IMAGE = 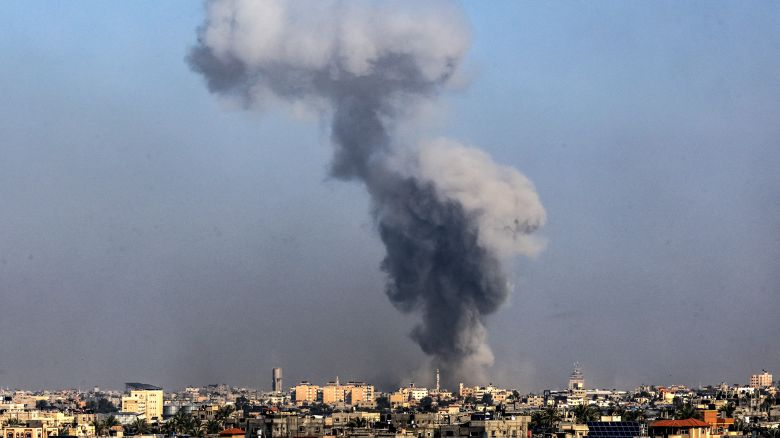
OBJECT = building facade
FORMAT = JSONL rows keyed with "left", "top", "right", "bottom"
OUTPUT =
{"left": 121, "top": 383, "right": 163, "bottom": 421}
{"left": 750, "top": 371, "right": 773, "bottom": 389}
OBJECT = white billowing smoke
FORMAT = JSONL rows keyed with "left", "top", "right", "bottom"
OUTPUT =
{"left": 197, "top": 0, "right": 469, "bottom": 109}
{"left": 416, "top": 138, "right": 546, "bottom": 259}
{"left": 189, "top": 0, "right": 545, "bottom": 387}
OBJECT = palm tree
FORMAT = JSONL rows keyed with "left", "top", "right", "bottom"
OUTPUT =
{"left": 130, "top": 418, "right": 150, "bottom": 435}
{"left": 205, "top": 419, "right": 222, "bottom": 435}
{"left": 4, "top": 418, "right": 24, "bottom": 427}
{"left": 718, "top": 402, "right": 736, "bottom": 418}
{"left": 531, "top": 407, "right": 562, "bottom": 434}
{"left": 92, "top": 419, "right": 107, "bottom": 436}
{"left": 622, "top": 409, "right": 646, "bottom": 423}
{"left": 572, "top": 404, "right": 601, "bottom": 424}
{"left": 674, "top": 403, "right": 699, "bottom": 420}
{"left": 161, "top": 419, "right": 177, "bottom": 436}
{"left": 216, "top": 405, "right": 235, "bottom": 423}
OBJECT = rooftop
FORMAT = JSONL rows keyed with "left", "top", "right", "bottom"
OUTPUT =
{"left": 650, "top": 419, "right": 710, "bottom": 428}
{"left": 125, "top": 383, "right": 162, "bottom": 391}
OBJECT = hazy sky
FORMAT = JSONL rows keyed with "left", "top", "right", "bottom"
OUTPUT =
{"left": 1, "top": 1, "right": 778, "bottom": 393}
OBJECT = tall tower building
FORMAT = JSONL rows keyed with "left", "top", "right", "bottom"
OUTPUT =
{"left": 435, "top": 369, "right": 440, "bottom": 392}
{"left": 272, "top": 367, "right": 283, "bottom": 393}
{"left": 568, "top": 363, "right": 585, "bottom": 391}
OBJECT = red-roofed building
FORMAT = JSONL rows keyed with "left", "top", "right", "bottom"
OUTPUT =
{"left": 649, "top": 418, "right": 711, "bottom": 438}
{"left": 218, "top": 428, "right": 245, "bottom": 438}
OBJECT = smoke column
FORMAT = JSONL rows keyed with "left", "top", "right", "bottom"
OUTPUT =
{"left": 188, "top": 0, "right": 546, "bottom": 385}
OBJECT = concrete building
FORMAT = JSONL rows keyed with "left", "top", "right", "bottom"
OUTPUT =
{"left": 293, "top": 382, "right": 320, "bottom": 405}
{"left": 648, "top": 419, "right": 710, "bottom": 438}
{"left": 750, "top": 370, "right": 773, "bottom": 389}
{"left": 322, "top": 380, "right": 347, "bottom": 405}
{"left": 440, "top": 415, "right": 531, "bottom": 438}
{"left": 245, "top": 413, "right": 327, "bottom": 438}
{"left": 121, "top": 383, "right": 163, "bottom": 422}
{"left": 1, "top": 426, "right": 59, "bottom": 438}
{"left": 345, "top": 382, "right": 375, "bottom": 407}
{"left": 273, "top": 368, "right": 283, "bottom": 393}
{"left": 569, "top": 364, "right": 585, "bottom": 391}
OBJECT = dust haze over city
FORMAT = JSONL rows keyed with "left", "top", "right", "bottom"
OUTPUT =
{"left": 1, "top": 1, "right": 779, "bottom": 394}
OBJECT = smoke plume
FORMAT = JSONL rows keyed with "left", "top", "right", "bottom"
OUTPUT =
{"left": 188, "top": 0, "right": 545, "bottom": 385}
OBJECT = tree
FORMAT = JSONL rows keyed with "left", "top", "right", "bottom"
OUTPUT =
{"left": 718, "top": 402, "right": 736, "bottom": 418}
{"left": 215, "top": 405, "right": 235, "bottom": 429}
{"left": 35, "top": 400, "right": 50, "bottom": 410}
{"left": 674, "top": 403, "right": 699, "bottom": 420}
{"left": 129, "top": 418, "right": 150, "bottom": 435}
{"left": 376, "top": 396, "right": 391, "bottom": 411}
{"left": 531, "top": 407, "right": 562, "bottom": 434}
{"left": 572, "top": 404, "right": 601, "bottom": 424}
{"left": 87, "top": 398, "right": 118, "bottom": 414}
{"left": 419, "top": 396, "right": 435, "bottom": 412}
{"left": 205, "top": 419, "right": 222, "bottom": 434}
{"left": 622, "top": 409, "right": 646, "bottom": 423}
{"left": 481, "top": 394, "right": 494, "bottom": 406}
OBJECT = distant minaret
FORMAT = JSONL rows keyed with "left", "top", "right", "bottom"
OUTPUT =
{"left": 568, "top": 362, "right": 584, "bottom": 391}
{"left": 435, "top": 369, "right": 440, "bottom": 392}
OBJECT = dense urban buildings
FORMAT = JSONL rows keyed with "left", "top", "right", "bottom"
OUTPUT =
{"left": 2, "top": 366, "right": 779, "bottom": 438}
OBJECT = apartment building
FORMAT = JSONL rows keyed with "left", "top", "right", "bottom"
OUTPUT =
{"left": 121, "top": 383, "right": 163, "bottom": 421}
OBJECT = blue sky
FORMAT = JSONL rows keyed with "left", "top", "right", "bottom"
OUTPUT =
{"left": 1, "top": 1, "right": 778, "bottom": 391}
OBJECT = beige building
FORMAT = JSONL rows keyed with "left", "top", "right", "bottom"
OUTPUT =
{"left": 1, "top": 426, "right": 59, "bottom": 438}
{"left": 750, "top": 371, "right": 773, "bottom": 389}
{"left": 319, "top": 379, "right": 375, "bottom": 406}
{"left": 345, "top": 382, "right": 375, "bottom": 407}
{"left": 293, "top": 382, "right": 320, "bottom": 405}
{"left": 321, "top": 381, "right": 347, "bottom": 405}
{"left": 121, "top": 383, "right": 163, "bottom": 421}
{"left": 440, "top": 416, "right": 531, "bottom": 438}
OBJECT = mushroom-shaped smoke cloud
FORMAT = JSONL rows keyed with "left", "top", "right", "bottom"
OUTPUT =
{"left": 188, "top": 0, "right": 545, "bottom": 386}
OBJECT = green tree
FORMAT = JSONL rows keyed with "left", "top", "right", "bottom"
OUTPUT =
{"left": 674, "top": 403, "right": 700, "bottom": 420}
{"left": 718, "top": 402, "right": 736, "bottom": 418}
{"left": 481, "top": 394, "right": 494, "bottom": 406}
{"left": 87, "top": 398, "right": 118, "bottom": 414}
{"left": 531, "top": 407, "right": 562, "bottom": 434}
{"left": 572, "top": 404, "right": 601, "bottom": 424}
{"left": 129, "top": 418, "right": 149, "bottom": 435}
{"left": 205, "top": 419, "right": 222, "bottom": 434}
{"left": 376, "top": 396, "right": 391, "bottom": 411}
{"left": 92, "top": 419, "right": 107, "bottom": 436}
{"left": 419, "top": 396, "right": 435, "bottom": 412}
{"left": 622, "top": 409, "right": 646, "bottom": 423}
{"left": 35, "top": 400, "right": 50, "bottom": 410}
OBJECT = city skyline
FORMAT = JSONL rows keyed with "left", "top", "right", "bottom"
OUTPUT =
{"left": 1, "top": 1, "right": 779, "bottom": 392}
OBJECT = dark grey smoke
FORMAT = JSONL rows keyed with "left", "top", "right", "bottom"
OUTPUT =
{"left": 187, "top": 0, "right": 544, "bottom": 386}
